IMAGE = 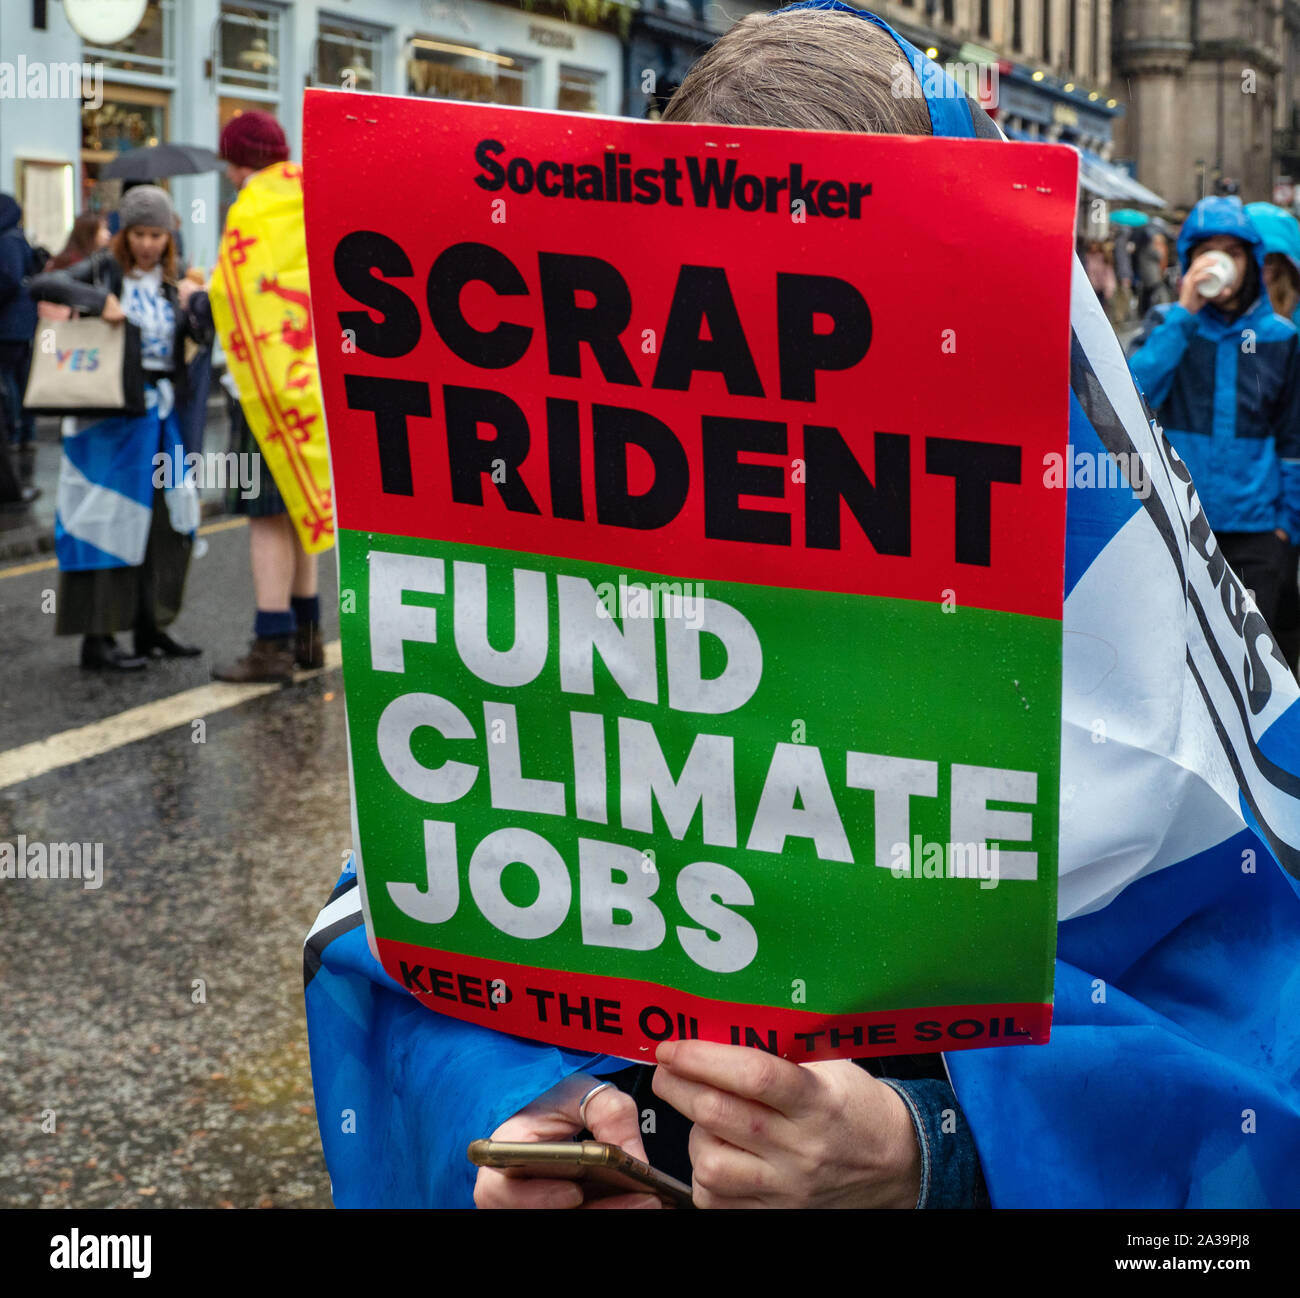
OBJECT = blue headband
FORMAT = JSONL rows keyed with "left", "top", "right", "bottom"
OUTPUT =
{"left": 767, "top": 1, "right": 977, "bottom": 140}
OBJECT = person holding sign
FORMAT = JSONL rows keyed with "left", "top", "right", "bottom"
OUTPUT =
{"left": 469, "top": 1, "right": 1002, "bottom": 1210}
{"left": 304, "top": 1, "right": 1300, "bottom": 1211}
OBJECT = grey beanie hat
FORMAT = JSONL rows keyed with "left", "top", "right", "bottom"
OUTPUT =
{"left": 118, "top": 184, "right": 174, "bottom": 231}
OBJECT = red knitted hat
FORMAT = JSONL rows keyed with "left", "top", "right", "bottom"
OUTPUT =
{"left": 219, "top": 110, "right": 289, "bottom": 169}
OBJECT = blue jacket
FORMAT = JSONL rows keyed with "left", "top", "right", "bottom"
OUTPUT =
{"left": 1128, "top": 196, "right": 1300, "bottom": 538}
{"left": 0, "top": 194, "right": 37, "bottom": 342}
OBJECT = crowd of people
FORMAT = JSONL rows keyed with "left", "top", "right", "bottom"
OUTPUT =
{"left": 0, "top": 111, "right": 323, "bottom": 683}
{"left": 1081, "top": 217, "right": 1179, "bottom": 327}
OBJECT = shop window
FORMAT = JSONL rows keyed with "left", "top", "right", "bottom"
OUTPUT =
{"left": 315, "top": 20, "right": 385, "bottom": 92}
{"left": 408, "top": 38, "right": 532, "bottom": 107}
{"left": 558, "top": 67, "right": 603, "bottom": 115}
{"left": 219, "top": 3, "right": 282, "bottom": 95}
{"left": 82, "top": 0, "right": 174, "bottom": 78}
{"left": 80, "top": 84, "right": 170, "bottom": 213}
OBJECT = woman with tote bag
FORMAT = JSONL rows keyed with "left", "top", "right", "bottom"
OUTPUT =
{"left": 27, "top": 185, "right": 212, "bottom": 671}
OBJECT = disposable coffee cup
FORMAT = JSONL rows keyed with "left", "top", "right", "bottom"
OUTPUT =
{"left": 1196, "top": 249, "right": 1238, "bottom": 298}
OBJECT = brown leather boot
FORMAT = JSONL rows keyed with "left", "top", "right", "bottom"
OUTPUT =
{"left": 295, "top": 621, "right": 324, "bottom": 670}
{"left": 212, "top": 636, "right": 296, "bottom": 684}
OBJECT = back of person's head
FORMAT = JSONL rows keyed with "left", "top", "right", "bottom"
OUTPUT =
{"left": 220, "top": 110, "right": 289, "bottom": 171}
{"left": 662, "top": 10, "right": 931, "bottom": 135}
{"left": 66, "top": 212, "right": 104, "bottom": 257}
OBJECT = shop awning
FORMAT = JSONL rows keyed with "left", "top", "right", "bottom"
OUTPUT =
{"left": 1001, "top": 126, "right": 1167, "bottom": 208}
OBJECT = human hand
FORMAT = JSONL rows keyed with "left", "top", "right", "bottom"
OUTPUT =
{"left": 177, "top": 277, "right": 198, "bottom": 309}
{"left": 473, "top": 1073, "right": 661, "bottom": 1210}
{"left": 652, "top": 1040, "right": 922, "bottom": 1209}
{"left": 1276, "top": 527, "right": 1290, "bottom": 544}
{"left": 1178, "top": 252, "right": 1229, "bottom": 313}
{"left": 101, "top": 293, "right": 125, "bottom": 323}
{"left": 37, "top": 301, "right": 71, "bottom": 322}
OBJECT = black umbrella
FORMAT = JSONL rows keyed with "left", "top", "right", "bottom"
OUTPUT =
{"left": 100, "top": 143, "right": 222, "bottom": 181}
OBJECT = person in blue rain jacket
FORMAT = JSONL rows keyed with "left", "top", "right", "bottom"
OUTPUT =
{"left": 1128, "top": 196, "right": 1300, "bottom": 629}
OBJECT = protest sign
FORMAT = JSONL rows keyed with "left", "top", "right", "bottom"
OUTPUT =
{"left": 302, "top": 89, "right": 1077, "bottom": 1061}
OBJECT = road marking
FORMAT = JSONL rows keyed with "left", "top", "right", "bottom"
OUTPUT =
{"left": 0, "top": 639, "right": 341, "bottom": 791}
{"left": 0, "top": 516, "right": 248, "bottom": 580}
{"left": 195, "top": 516, "right": 250, "bottom": 537}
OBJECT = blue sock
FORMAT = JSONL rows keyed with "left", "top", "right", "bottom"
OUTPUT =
{"left": 291, "top": 594, "right": 321, "bottom": 627}
{"left": 254, "top": 608, "right": 296, "bottom": 639}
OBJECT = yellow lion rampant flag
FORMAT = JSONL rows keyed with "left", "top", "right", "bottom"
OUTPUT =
{"left": 210, "top": 162, "right": 334, "bottom": 553}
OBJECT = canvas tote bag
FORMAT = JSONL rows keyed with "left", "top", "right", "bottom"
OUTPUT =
{"left": 23, "top": 317, "right": 145, "bottom": 417}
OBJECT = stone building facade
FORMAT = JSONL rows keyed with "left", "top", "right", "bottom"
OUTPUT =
{"left": 1113, "top": 0, "right": 1282, "bottom": 213}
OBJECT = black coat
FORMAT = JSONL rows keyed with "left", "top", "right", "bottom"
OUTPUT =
{"left": 27, "top": 249, "right": 213, "bottom": 410}
{"left": 0, "top": 194, "right": 38, "bottom": 342}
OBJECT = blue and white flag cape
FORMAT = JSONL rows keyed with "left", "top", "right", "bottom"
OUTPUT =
{"left": 55, "top": 379, "right": 198, "bottom": 572}
{"left": 304, "top": 3, "right": 1300, "bottom": 1208}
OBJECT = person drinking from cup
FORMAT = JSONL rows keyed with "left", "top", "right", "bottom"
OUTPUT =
{"left": 1128, "top": 196, "right": 1300, "bottom": 630}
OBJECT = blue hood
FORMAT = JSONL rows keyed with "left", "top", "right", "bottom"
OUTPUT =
{"left": 0, "top": 193, "right": 22, "bottom": 234}
{"left": 1176, "top": 195, "right": 1265, "bottom": 274}
{"left": 1244, "top": 201, "right": 1300, "bottom": 280}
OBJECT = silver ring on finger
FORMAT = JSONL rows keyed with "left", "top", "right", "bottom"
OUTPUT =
{"left": 578, "top": 1081, "right": 615, "bottom": 1130}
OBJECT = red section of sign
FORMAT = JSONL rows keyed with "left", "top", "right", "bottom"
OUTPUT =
{"left": 376, "top": 937, "right": 1051, "bottom": 1062}
{"left": 304, "top": 91, "right": 1075, "bottom": 620}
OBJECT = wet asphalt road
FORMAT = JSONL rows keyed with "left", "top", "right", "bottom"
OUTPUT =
{"left": 0, "top": 511, "right": 348, "bottom": 1208}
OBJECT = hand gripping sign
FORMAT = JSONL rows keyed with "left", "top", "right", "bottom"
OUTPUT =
{"left": 302, "top": 89, "right": 1077, "bottom": 1061}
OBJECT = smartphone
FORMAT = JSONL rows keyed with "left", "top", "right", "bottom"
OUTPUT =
{"left": 467, "top": 1138, "right": 695, "bottom": 1209}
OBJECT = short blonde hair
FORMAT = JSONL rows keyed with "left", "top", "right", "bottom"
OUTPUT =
{"left": 662, "top": 11, "right": 932, "bottom": 136}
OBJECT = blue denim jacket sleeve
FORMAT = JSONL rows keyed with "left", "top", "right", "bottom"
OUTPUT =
{"left": 878, "top": 1077, "right": 989, "bottom": 1208}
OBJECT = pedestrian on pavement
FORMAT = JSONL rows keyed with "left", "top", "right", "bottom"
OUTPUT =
{"left": 27, "top": 185, "right": 212, "bottom": 671}
{"left": 0, "top": 193, "right": 40, "bottom": 453}
{"left": 1127, "top": 196, "right": 1300, "bottom": 629}
{"left": 1111, "top": 226, "right": 1136, "bottom": 322}
{"left": 0, "top": 197, "right": 40, "bottom": 507}
{"left": 1134, "top": 221, "right": 1172, "bottom": 317}
{"left": 211, "top": 111, "right": 324, "bottom": 686}
{"left": 1084, "top": 238, "right": 1116, "bottom": 309}
{"left": 1246, "top": 201, "right": 1300, "bottom": 325}
{"left": 46, "top": 212, "right": 109, "bottom": 272}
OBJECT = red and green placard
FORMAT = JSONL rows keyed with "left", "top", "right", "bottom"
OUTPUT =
{"left": 302, "top": 89, "right": 1077, "bottom": 1061}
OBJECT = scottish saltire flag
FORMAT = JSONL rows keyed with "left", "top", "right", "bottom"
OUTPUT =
{"left": 55, "top": 380, "right": 197, "bottom": 571}
{"left": 304, "top": 863, "right": 630, "bottom": 1208}
{"left": 303, "top": 3, "right": 1300, "bottom": 1208}
{"left": 941, "top": 255, "right": 1300, "bottom": 1208}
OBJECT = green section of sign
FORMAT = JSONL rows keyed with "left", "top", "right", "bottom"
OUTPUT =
{"left": 341, "top": 529, "right": 1060, "bottom": 1014}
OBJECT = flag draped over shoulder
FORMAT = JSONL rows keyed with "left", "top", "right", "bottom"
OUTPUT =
{"left": 941, "top": 257, "right": 1300, "bottom": 1209}
{"left": 304, "top": 868, "right": 628, "bottom": 1209}
{"left": 209, "top": 162, "right": 333, "bottom": 553}
{"left": 55, "top": 382, "right": 197, "bottom": 571}
{"left": 303, "top": 4, "right": 1300, "bottom": 1208}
